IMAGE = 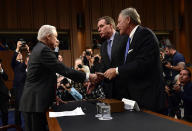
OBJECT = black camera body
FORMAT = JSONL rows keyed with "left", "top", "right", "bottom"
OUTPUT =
{"left": 77, "top": 64, "right": 83, "bottom": 68}
{"left": 19, "top": 39, "right": 27, "bottom": 52}
{"left": 161, "top": 55, "right": 172, "bottom": 66}
{"left": 85, "top": 51, "right": 91, "bottom": 56}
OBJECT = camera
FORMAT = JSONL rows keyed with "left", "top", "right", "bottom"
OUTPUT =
{"left": 77, "top": 64, "right": 83, "bottom": 68}
{"left": 94, "top": 56, "right": 100, "bottom": 63}
{"left": 162, "top": 60, "right": 169, "bottom": 65}
{"left": 85, "top": 51, "right": 91, "bottom": 56}
{"left": 60, "top": 78, "right": 71, "bottom": 89}
{"left": 19, "top": 39, "right": 27, "bottom": 52}
{"left": 60, "top": 78, "right": 69, "bottom": 85}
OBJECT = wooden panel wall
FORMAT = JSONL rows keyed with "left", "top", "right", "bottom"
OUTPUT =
{"left": 184, "top": 0, "right": 192, "bottom": 62}
{"left": 0, "top": 0, "right": 191, "bottom": 60}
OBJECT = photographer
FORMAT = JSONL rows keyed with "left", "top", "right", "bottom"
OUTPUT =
{"left": 75, "top": 58, "right": 90, "bottom": 74}
{"left": 57, "top": 77, "right": 82, "bottom": 101}
{"left": 73, "top": 58, "right": 105, "bottom": 99}
{"left": 163, "top": 44, "right": 185, "bottom": 118}
{"left": 83, "top": 49, "right": 93, "bottom": 68}
{"left": 164, "top": 44, "right": 185, "bottom": 81}
{"left": 90, "top": 54, "right": 101, "bottom": 73}
{"left": 11, "top": 40, "right": 29, "bottom": 127}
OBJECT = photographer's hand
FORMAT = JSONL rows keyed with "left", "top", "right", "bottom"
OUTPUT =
{"left": 25, "top": 44, "right": 30, "bottom": 53}
{"left": 165, "top": 62, "right": 172, "bottom": 69}
{"left": 16, "top": 41, "right": 22, "bottom": 52}
{"left": 165, "top": 85, "right": 171, "bottom": 96}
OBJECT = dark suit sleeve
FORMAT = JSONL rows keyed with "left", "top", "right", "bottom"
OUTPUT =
{"left": 118, "top": 32, "right": 158, "bottom": 78}
{"left": 40, "top": 46, "right": 86, "bottom": 83}
{"left": 11, "top": 51, "right": 19, "bottom": 69}
{"left": 99, "top": 44, "right": 106, "bottom": 73}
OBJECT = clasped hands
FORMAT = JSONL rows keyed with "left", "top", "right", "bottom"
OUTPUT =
{"left": 89, "top": 67, "right": 117, "bottom": 84}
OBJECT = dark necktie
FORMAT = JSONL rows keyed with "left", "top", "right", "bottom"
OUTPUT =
{"left": 124, "top": 37, "right": 131, "bottom": 63}
{"left": 107, "top": 40, "right": 112, "bottom": 60}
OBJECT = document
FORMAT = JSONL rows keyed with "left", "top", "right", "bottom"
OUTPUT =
{"left": 49, "top": 107, "right": 85, "bottom": 117}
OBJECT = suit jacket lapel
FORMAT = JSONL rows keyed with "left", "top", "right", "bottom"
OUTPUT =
{"left": 103, "top": 40, "right": 111, "bottom": 63}
{"left": 125, "top": 26, "right": 141, "bottom": 63}
{"left": 129, "top": 26, "right": 140, "bottom": 50}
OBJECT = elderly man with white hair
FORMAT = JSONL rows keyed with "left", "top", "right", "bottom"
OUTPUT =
{"left": 104, "top": 8, "right": 166, "bottom": 112}
{"left": 19, "top": 25, "right": 96, "bottom": 131}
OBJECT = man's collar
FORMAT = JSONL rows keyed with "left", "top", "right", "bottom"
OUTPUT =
{"left": 107, "top": 31, "right": 116, "bottom": 43}
{"left": 129, "top": 25, "right": 139, "bottom": 42}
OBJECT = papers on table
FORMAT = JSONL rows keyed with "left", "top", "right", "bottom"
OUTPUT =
{"left": 122, "top": 98, "right": 140, "bottom": 111}
{"left": 49, "top": 107, "right": 85, "bottom": 118}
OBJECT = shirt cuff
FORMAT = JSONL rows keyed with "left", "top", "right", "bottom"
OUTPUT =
{"left": 86, "top": 73, "right": 90, "bottom": 81}
{"left": 116, "top": 67, "right": 119, "bottom": 75}
{"left": 0, "top": 68, "right": 3, "bottom": 74}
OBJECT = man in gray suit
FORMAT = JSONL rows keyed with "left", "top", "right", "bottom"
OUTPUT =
{"left": 19, "top": 25, "right": 96, "bottom": 131}
{"left": 97, "top": 16, "right": 128, "bottom": 98}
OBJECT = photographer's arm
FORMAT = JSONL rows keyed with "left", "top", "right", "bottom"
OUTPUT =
{"left": 165, "top": 62, "right": 185, "bottom": 71}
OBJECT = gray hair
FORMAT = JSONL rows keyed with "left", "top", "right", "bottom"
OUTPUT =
{"left": 98, "top": 16, "right": 116, "bottom": 30}
{"left": 120, "top": 7, "right": 141, "bottom": 25}
{"left": 37, "top": 25, "right": 57, "bottom": 41}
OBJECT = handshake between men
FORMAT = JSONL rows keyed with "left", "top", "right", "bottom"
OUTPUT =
{"left": 87, "top": 69, "right": 117, "bottom": 94}
{"left": 89, "top": 68, "right": 117, "bottom": 85}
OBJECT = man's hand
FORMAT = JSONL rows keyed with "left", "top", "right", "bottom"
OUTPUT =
{"left": 95, "top": 72, "right": 105, "bottom": 81}
{"left": 104, "top": 68, "right": 117, "bottom": 80}
{"left": 16, "top": 41, "right": 22, "bottom": 52}
{"left": 165, "top": 62, "right": 172, "bottom": 69}
{"left": 56, "top": 96, "right": 67, "bottom": 106}
{"left": 89, "top": 73, "right": 98, "bottom": 84}
{"left": 165, "top": 86, "right": 171, "bottom": 96}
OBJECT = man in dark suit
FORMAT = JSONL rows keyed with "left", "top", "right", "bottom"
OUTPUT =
{"left": 104, "top": 8, "right": 165, "bottom": 112}
{"left": 19, "top": 25, "right": 96, "bottom": 131}
{"left": 97, "top": 16, "right": 128, "bottom": 98}
{"left": 0, "top": 61, "right": 9, "bottom": 127}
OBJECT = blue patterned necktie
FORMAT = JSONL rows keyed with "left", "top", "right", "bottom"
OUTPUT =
{"left": 124, "top": 37, "right": 131, "bottom": 63}
{"left": 107, "top": 40, "right": 112, "bottom": 60}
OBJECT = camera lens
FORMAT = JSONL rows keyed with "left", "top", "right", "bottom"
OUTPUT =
{"left": 78, "top": 64, "right": 83, "bottom": 68}
{"left": 85, "top": 51, "right": 91, "bottom": 56}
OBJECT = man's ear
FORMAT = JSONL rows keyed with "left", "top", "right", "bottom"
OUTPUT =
{"left": 126, "top": 16, "right": 131, "bottom": 24}
{"left": 46, "top": 34, "right": 52, "bottom": 41}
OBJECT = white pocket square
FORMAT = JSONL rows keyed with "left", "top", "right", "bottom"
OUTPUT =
{"left": 128, "top": 49, "right": 133, "bottom": 54}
